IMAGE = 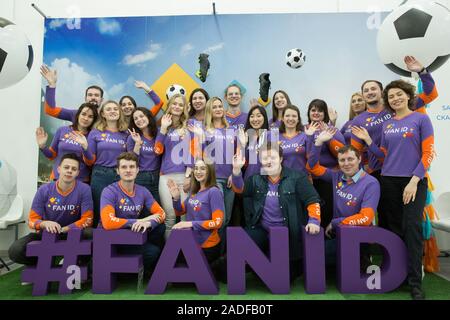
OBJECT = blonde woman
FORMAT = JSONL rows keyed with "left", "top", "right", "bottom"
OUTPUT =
{"left": 340, "top": 93, "right": 367, "bottom": 144}
{"left": 203, "top": 97, "right": 235, "bottom": 248}
{"left": 75, "top": 100, "right": 129, "bottom": 227}
{"left": 155, "top": 94, "right": 199, "bottom": 238}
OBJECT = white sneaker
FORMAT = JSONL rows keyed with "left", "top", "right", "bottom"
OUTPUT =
{"left": 422, "top": 264, "right": 425, "bottom": 280}
{"left": 21, "top": 282, "right": 32, "bottom": 286}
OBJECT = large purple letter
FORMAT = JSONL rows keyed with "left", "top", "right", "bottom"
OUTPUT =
{"left": 337, "top": 226, "right": 408, "bottom": 293}
{"left": 92, "top": 229, "right": 145, "bottom": 294}
{"left": 227, "top": 227, "right": 290, "bottom": 294}
{"left": 301, "top": 228, "right": 326, "bottom": 294}
{"left": 146, "top": 230, "right": 218, "bottom": 295}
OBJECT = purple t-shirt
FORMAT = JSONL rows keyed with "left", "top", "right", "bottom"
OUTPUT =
{"left": 340, "top": 119, "right": 354, "bottom": 145}
{"left": 307, "top": 144, "right": 380, "bottom": 228}
{"left": 261, "top": 178, "right": 285, "bottom": 231}
{"left": 226, "top": 111, "right": 248, "bottom": 131}
{"left": 41, "top": 126, "right": 91, "bottom": 182}
{"left": 126, "top": 135, "right": 161, "bottom": 172}
{"left": 269, "top": 119, "right": 282, "bottom": 129}
{"left": 173, "top": 187, "right": 224, "bottom": 248}
{"left": 29, "top": 181, "right": 93, "bottom": 230}
{"left": 369, "top": 112, "right": 434, "bottom": 179}
{"left": 306, "top": 125, "right": 345, "bottom": 169}
{"left": 155, "top": 128, "right": 195, "bottom": 175}
{"left": 204, "top": 127, "right": 235, "bottom": 179}
{"left": 279, "top": 132, "right": 308, "bottom": 174}
{"left": 100, "top": 182, "right": 164, "bottom": 230}
{"left": 351, "top": 109, "right": 393, "bottom": 172}
{"left": 84, "top": 129, "right": 128, "bottom": 168}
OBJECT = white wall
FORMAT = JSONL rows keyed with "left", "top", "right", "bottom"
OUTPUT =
{"left": 1, "top": 0, "right": 449, "bottom": 251}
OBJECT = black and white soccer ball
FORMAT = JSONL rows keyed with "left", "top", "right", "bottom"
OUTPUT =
{"left": 0, "top": 17, "right": 34, "bottom": 89}
{"left": 377, "top": 0, "right": 450, "bottom": 77}
{"left": 286, "top": 48, "right": 306, "bottom": 69}
{"left": 166, "top": 84, "right": 186, "bottom": 100}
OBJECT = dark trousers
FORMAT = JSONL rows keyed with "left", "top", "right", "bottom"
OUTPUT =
{"left": 379, "top": 176, "right": 427, "bottom": 289}
{"left": 91, "top": 165, "right": 120, "bottom": 227}
{"left": 8, "top": 228, "right": 93, "bottom": 266}
{"left": 135, "top": 170, "right": 161, "bottom": 205}
{"left": 245, "top": 225, "right": 301, "bottom": 279}
{"left": 370, "top": 170, "right": 386, "bottom": 227}
{"left": 176, "top": 243, "right": 221, "bottom": 266}
{"left": 313, "top": 178, "right": 334, "bottom": 228}
{"left": 116, "top": 223, "right": 166, "bottom": 271}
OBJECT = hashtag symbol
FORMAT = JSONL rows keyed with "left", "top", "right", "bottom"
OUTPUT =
{"left": 21, "top": 229, "right": 92, "bottom": 296}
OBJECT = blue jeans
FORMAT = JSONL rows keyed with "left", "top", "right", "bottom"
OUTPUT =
{"left": 91, "top": 165, "right": 120, "bottom": 227}
{"left": 217, "top": 178, "right": 235, "bottom": 253}
{"left": 116, "top": 223, "right": 166, "bottom": 271}
{"left": 135, "top": 170, "right": 161, "bottom": 205}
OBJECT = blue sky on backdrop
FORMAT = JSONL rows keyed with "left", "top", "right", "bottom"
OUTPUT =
{"left": 42, "top": 12, "right": 396, "bottom": 131}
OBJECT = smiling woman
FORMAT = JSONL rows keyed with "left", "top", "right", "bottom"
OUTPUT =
{"left": 82, "top": 101, "right": 129, "bottom": 227}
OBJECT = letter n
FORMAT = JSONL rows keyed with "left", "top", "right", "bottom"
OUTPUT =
{"left": 227, "top": 227, "right": 289, "bottom": 294}
{"left": 146, "top": 230, "right": 218, "bottom": 294}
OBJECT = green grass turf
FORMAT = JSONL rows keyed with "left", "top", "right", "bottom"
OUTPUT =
{"left": 1, "top": 267, "right": 449, "bottom": 300}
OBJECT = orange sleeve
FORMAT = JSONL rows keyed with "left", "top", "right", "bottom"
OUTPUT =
{"left": 44, "top": 101, "right": 62, "bottom": 118}
{"left": 154, "top": 141, "right": 164, "bottom": 155}
{"left": 307, "top": 203, "right": 321, "bottom": 222}
{"left": 73, "top": 210, "right": 94, "bottom": 229}
{"left": 174, "top": 201, "right": 186, "bottom": 216}
{"left": 421, "top": 135, "right": 435, "bottom": 172}
{"left": 351, "top": 138, "right": 365, "bottom": 153}
{"left": 83, "top": 153, "right": 96, "bottom": 166}
{"left": 200, "top": 209, "right": 224, "bottom": 230}
{"left": 329, "top": 139, "right": 344, "bottom": 157}
{"left": 100, "top": 204, "right": 128, "bottom": 230}
{"left": 306, "top": 162, "right": 327, "bottom": 177}
{"left": 150, "top": 101, "right": 164, "bottom": 117}
{"left": 418, "top": 86, "right": 438, "bottom": 107}
{"left": 341, "top": 208, "right": 375, "bottom": 226}
{"left": 28, "top": 209, "right": 43, "bottom": 230}
{"left": 150, "top": 201, "right": 166, "bottom": 223}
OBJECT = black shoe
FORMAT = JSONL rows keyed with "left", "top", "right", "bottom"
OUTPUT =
{"left": 411, "top": 287, "right": 425, "bottom": 300}
{"left": 258, "top": 73, "right": 271, "bottom": 102}
{"left": 195, "top": 53, "right": 210, "bottom": 82}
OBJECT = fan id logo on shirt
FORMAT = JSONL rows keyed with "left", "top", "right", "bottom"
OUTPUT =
{"left": 188, "top": 198, "right": 202, "bottom": 212}
{"left": 365, "top": 113, "right": 392, "bottom": 127}
{"left": 48, "top": 197, "right": 60, "bottom": 207}
{"left": 402, "top": 128, "right": 414, "bottom": 138}
{"left": 119, "top": 197, "right": 142, "bottom": 212}
{"left": 48, "top": 197, "right": 76, "bottom": 211}
{"left": 384, "top": 126, "right": 409, "bottom": 135}
{"left": 100, "top": 133, "right": 126, "bottom": 146}
{"left": 62, "top": 133, "right": 80, "bottom": 146}
{"left": 336, "top": 189, "right": 355, "bottom": 201}
{"left": 346, "top": 199, "right": 358, "bottom": 207}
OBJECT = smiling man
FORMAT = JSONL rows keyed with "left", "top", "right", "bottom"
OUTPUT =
{"left": 307, "top": 128, "right": 380, "bottom": 271}
{"left": 8, "top": 153, "right": 94, "bottom": 266}
{"left": 99, "top": 152, "right": 166, "bottom": 272}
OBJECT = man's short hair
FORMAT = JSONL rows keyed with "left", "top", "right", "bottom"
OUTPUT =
{"left": 337, "top": 145, "right": 361, "bottom": 159}
{"left": 116, "top": 152, "right": 139, "bottom": 168}
{"left": 59, "top": 153, "right": 81, "bottom": 167}
{"left": 85, "top": 85, "right": 104, "bottom": 98}
{"left": 361, "top": 80, "right": 383, "bottom": 93}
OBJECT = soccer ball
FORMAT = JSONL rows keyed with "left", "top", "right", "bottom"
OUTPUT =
{"left": 0, "top": 17, "right": 34, "bottom": 89}
{"left": 0, "top": 158, "right": 17, "bottom": 217}
{"left": 377, "top": 0, "right": 450, "bottom": 77}
{"left": 166, "top": 84, "right": 186, "bottom": 100}
{"left": 286, "top": 48, "right": 306, "bottom": 69}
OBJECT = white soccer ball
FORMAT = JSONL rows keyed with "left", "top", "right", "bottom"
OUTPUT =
{"left": 166, "top": 84, "right": 186, "bottom": 100}
{"left": 0, "top": 17, "right": 34, "bottom": 89}
{"left": 286, "top": 48, "right": 306, "bottom": 69}
{"left": 0, "top": 158, "right": 17, "bottom": 217}
{"left": 377, "top": 0, "right": 450, "bottom": 76}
